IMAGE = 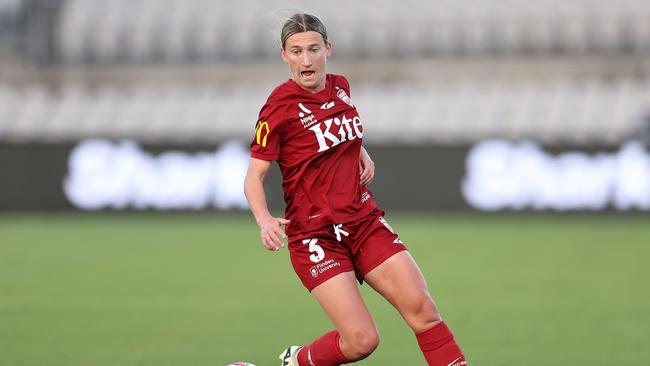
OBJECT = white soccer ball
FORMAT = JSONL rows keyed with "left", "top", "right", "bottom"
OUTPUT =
{"left": 227, "top": 362, "right": 256, "bottom": 366}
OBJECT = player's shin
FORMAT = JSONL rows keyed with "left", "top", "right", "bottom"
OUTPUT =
{"left": 297, "top": 330, "right": 350, "bottom": 366}
{"left": 416, "top": 322, "right": 466, "bottom": 366}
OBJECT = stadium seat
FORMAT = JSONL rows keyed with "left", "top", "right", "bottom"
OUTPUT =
{"left": 1, "top": 78, "right": 648, "bottom": 145}
{"left": 49, "top": 0, "right": 650, "bottom": 65}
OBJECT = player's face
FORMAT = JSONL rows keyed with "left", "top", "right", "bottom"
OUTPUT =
{"left": 281, "top": 31, "right": 332, "bottom": 93}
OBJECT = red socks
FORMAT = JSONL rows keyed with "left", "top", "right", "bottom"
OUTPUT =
{"left": 416, "top": 322, "right": 466, "bottom": 366}
{"left": 297, "top": 330, "right": 349, "bottom": 366}
{"left": 295, "top": 323, "right": 464, "bottom": 366}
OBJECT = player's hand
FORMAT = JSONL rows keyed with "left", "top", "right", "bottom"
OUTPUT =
{"left": 359, "top": 152, "right": 375, "bottom": 186}
{"left": 258, "top": 215, "right": 290, "bottom": 251}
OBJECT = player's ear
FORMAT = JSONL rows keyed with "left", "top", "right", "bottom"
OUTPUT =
{"left": 326, "top": 42, "right": 332, "bottom": 57}
{"left": 280, "top": 47, "right": 288, "bottom": 64}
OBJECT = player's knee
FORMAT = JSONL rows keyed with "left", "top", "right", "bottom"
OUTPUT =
{"left": 342, "top": 329, "right": 380, "bottom": 361}
{"left": 405, "top": 293, "right": 442, "bottom": 333}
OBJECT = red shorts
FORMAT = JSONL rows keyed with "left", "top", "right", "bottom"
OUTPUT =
{"left": 288, "top": 209, "right": 408, "bottom": 292}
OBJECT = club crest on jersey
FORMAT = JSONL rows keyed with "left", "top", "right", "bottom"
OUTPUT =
{"left": 336, "top": 87, "right": 354, "bottom": 107}
{"left": 298, "top": 103, "right": 319, "bottom": 128}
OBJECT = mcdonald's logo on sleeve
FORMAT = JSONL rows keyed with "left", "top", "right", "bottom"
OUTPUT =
{"left": 255, "top": 121, "right": 270, "bottom": 147}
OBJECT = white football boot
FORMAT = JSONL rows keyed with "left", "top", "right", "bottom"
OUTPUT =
{"left": 279, "top": 346, "right": 302, "bottom": 366}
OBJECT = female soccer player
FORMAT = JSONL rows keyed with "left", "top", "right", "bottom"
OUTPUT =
{"left": 243, "top": 13, "right": 467, "bottom": 366}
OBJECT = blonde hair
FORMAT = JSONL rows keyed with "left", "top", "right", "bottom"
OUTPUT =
{"left": 280, "top": 13, "right": 328, "bottom": 49}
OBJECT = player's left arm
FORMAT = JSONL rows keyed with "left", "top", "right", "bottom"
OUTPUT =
{"left": 359, "top": 145, "right": 375, "bottom": 186}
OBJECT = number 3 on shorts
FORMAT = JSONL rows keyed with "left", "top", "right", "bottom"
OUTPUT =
{"left": 302, "top": 238, "right": 325, "bottom": 263}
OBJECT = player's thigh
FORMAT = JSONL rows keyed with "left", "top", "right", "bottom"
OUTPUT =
{"left": 288, "top": 234, "right": 354, "bottom": 291}
{"left": 311, "top": 271, "right": 378, "bottom": 342}
{"left": 364, "top": 251, "right": 441, "bottom": 332}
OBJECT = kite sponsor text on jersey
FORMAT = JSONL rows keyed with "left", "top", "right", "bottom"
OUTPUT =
{"left": 308, "top": 114, "right": 363, "bottom": 152}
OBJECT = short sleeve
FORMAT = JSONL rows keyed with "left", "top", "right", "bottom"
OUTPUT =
{"left": 249, "top": 103, "right": 287, "bottom": 161}
{"left": 339, "top": 75, "right": 351, "bottom": 97}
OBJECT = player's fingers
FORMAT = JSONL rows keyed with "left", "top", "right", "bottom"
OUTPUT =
{"left": 262, "top": 232, "right": 280, "bottom": 251}
{"left": 365, "top": 171, "right": 374, "bottom": 185}
{"left": 361, "top": 169, "right": 372, "bottom": 185}
{"left": 276, "top": 229, "right": 287, "bottom": 248}
{"left": 262, "top": 233, "right": 274, "bottom": 249}
{"left": 359, "top": 163, "right": 369, "bottom": 183}
{"left": 262, "top": 236, "right": 275, "bottom": 251}
{"left": 273, "top": 229, "right": 287, "bottom": 248}
{"left": 366, "top": 163, "right": 375, "bottom": 184}
{"left": 275, "top": 219, "right": 290, "bottom": 245}
{"left": 272, "top": 221, "right": 288, "bottom": 237}
{"left": 268, "top": 229, "right": 284, "bottom": 249}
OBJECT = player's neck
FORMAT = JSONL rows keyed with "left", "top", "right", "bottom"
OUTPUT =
{"left": 293, "top": 75, "right": 327, "bottom": 94}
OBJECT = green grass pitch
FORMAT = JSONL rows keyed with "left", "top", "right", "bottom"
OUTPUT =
{"left": 1, "top": 212, "right": 648, "bottom": 366}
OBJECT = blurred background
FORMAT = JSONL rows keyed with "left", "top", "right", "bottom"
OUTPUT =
{"left": 1, "top": 1, "right": 649, "bottom": 365}
{"left": 1, "top": 0, "right": 650, "bottom": 211}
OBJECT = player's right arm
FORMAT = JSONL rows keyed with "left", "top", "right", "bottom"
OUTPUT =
{"left": 244, "top": 157, "right": 290, "bottom": 251}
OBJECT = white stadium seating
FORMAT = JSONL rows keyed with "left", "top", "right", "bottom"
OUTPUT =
{"left": 53, "top": 0, "right": 650, "bottom": 64}
{"left": 1, "top": 79, "right": 647, "bottom": 145}
{"left": 1, "top": 0, "right": 649, "bottom": 147}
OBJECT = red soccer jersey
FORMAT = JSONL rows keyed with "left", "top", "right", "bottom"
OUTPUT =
{"left": 250, "top": 74, "right": 378, "bottom": 235}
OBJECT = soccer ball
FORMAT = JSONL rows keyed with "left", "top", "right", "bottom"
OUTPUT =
{"left": 227, "top": 363, "right": 256, "bottom": 366}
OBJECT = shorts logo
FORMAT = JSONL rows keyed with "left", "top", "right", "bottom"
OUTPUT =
{"left": 310, "top": 267, "right": 319, "bottom": 278}
{"left": 255, "top": 121, "right": 270, "bottom": 147}
{"left": 309, "top": 259, "right": 341, "bottom": 278}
